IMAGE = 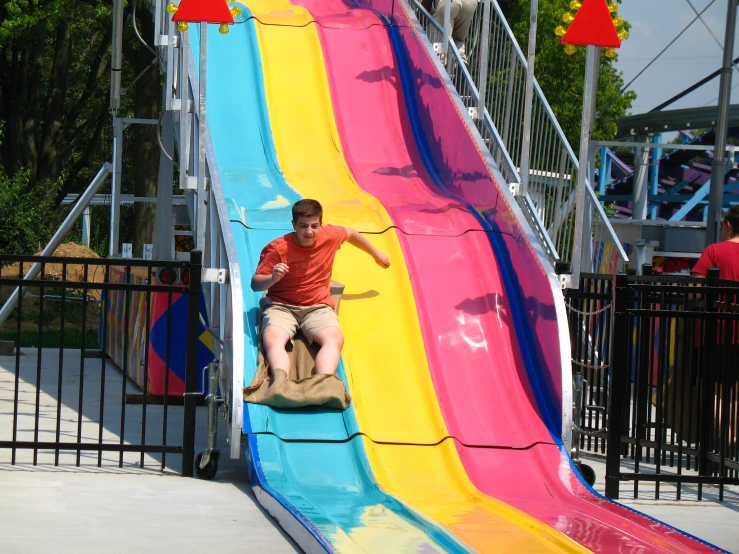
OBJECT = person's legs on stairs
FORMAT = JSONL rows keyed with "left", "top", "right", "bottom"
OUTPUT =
{"left": 452, "top": 0, "right": 477, "bottom": 64}
{"left": 433, "top": 0, "right": 462, "bottom": 34}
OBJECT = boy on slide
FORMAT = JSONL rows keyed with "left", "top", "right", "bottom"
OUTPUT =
{"left": 250, "top": 199, "right": 390, "bottom": 376}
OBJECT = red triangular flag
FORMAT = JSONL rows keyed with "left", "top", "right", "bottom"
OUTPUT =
{"left": 173, "top": 0, "right": 234, "bottom": 24}
{"left": 561, "top": 0, "right": 620, "bottom": 48}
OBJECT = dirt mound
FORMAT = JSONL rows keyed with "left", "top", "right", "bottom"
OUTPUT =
{"left": 1, "top": 243, "right": 109, "bottom": 299}
{"left": 34, "top": 243, "right": 103, "bottom": 284}
{"left": 45, "top": 242, "right": 100, "bottom": 259}
{"left": 2, "top": 242, "right": 102, "bottom": 281}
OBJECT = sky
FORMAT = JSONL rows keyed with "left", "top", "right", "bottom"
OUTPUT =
{"left": 615, "top": 0, "right": 738, "bottom": 114}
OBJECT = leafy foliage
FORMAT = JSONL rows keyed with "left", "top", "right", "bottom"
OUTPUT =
{"left": 0, "top": 0, "right": 114, "bottom": 204}
{"left": 0, "top": 0, "right": 161, "bottom": 254}
{"left": 0, "top": 168, "right": 59, "bottom": 255}
{"left": 500, "top": 0, "right": 636, "bottom": 151}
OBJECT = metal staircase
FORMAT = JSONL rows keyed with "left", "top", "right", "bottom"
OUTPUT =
{"left": 410, "top": 0, "right": 627, "bottom": 282}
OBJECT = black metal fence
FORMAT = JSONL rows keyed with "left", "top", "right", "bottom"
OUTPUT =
{"left": 566, "top": 273, "right": 614, "bottom": 456}
{"left": 567, "top": 269, "right": 739, "bottom": 500}
{"left": 0, "top": 251, "right": 203, "bottom": 476}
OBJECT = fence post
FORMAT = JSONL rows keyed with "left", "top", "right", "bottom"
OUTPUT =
{"left": 182, "top": 250, "right": 203, "bottom": 477}
{"left": 699, "top": 267, "right": 719, "bottom": 477}
{"left": 606, "top": 273, "right": 628, "bottom": 499}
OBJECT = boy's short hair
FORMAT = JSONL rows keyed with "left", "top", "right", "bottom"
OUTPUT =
{"left": 292, "top": 199, "right": 323, "bottom": 222}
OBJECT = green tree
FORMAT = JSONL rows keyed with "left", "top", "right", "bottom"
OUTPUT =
{"left": 0, "top": 1, "right": 164, "bottom": 256}
{"left": 500, "top": 0, "right": 636, "bottom": 152}
{"left": 0, "top": 0, "right": 112, "bottom": 204}
{"left": 0, "top": 169, "right": 59, "bottom": 255}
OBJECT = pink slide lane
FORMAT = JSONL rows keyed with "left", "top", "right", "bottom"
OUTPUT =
{"left": 292, "top": 1, "right": 722, "bottom": 552}
{"left": 294, "top": 1, "right": 553, "bottom": 449}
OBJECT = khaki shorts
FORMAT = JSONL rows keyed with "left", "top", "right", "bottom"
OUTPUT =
{"left": 260, "top": 297, "right": 341, "bottom": 344}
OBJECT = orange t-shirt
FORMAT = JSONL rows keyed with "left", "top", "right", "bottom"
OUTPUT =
{"left": 255, "top": 224, "right": 348, "bottom": 308}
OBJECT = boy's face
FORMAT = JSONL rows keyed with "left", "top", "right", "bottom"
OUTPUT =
{"left": 292, "top": 215, "right": 322, "bottom": 247}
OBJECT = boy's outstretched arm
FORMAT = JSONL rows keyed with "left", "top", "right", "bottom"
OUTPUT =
{"left": 345, "top": 228, "right": 390, "bottom": 269}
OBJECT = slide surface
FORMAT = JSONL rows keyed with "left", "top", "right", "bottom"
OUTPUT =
{"left": 198, "top": 0, "right": 724, "bottom": 551}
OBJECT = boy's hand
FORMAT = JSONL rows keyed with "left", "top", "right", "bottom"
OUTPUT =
{"left": 272, "top": 263, "right": 289, "bottom": 282}
{"left": 374, "top": 252, "right": 390, "bottom": 269}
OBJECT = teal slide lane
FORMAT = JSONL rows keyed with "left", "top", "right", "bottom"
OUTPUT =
{"left": 192, "top": 21, "right": 351, "bottom": 441}
{"left": 191, "top": 18, "right": 472, "bottom": 553}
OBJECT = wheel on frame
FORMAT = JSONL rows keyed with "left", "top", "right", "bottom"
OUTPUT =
{"left": 577, "top": 462, "right": 596, "bottom": 487}
{"left": 195, "top": 451, "right": 219, "bottom": 480}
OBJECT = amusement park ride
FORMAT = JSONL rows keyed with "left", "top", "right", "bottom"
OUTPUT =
{"left": 0, "top": 0, "right": 735, "bottom": 551}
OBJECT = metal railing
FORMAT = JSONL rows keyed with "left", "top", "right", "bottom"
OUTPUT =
{"left": 566, "top": 269, "right": 739, "bottom": 501}
{"left": 155, "top": 10, "right": 245, "bottom": 460}
{"left": 408, "top": 0, "right": 627, "bottom": 277}
{"left": 608, "top": 269, "right": 739, "bottom": 501}
{"left": 0, "top": 254, "right": 202, "bottom": 475}
{"left": 565, "top": 273, "right": 614, "bottom": 456}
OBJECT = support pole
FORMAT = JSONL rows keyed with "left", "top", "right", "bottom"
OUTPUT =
{"left": 477, "top": 0, "right": 492, "bottom": 115}
{"left": 598, "top": 145, "right": 609, "bottom": 195}
{"left": 108, "top": 0, "right": 124, "bottom": 257}
{"left": 196, "top": 24, "right": 208, "bottom": 251}
{"left": 182, "top": 249, "right": 203, "bottom": 478}
{"left": 499, "top": 49, "right": 518, "bottom": 165}
{"left": 570, "top": 45, "right": 599, "bottom": 288}
{"left": 631, "top": 134, "right": 650, "bottom": 220}
{"left": 109, "top": 117, "right": 123, "bottom": 257}
{"left": 179, "top": 30, "right": 190, "bottom": 191}
{"left": 580, "top": 143, "right": 596, "bottom": 273}
{"left": 706, "top": 0, "right": 738, "bottom": 246}
{"left": 154, "top": 109, "right": 175, "bottom": 260}
{"left": 81, "top": 207, "right": 92, "bottom": 247}
{"left": 519, "top": 0, "right": 539, "bottom": 196}
{"left": 649, "top": 134, "right": 662, "bottom": 220}
{"left": 605, "top": 273, "right": 628, "bottom": 500}
{"left": 110, "top": 0, "right": 124, "bottom": 112}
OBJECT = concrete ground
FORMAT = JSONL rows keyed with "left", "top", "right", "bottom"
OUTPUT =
{"left": 1, "top": 350, "right": 738, "bottom": 552}
{"left": 0, "top": 350, "right": 298, "bottom": 553}
{"left": 580, "top": 452, "right": 739, "bottom": 553}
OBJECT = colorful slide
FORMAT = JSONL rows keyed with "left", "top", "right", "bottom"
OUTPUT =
{"left": 198, "top": 0, "right": 723, "bottom": 551}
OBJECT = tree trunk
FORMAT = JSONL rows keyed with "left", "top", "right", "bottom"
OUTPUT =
{"left": 130, "top": 15, "right": 161, "bottom": 257}
{"left": 37, "top": 20, "right": 72, "bottom": 189}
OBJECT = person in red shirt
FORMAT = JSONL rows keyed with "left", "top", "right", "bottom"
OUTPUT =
{"left": 690, "top": 206, "right": 739, "bottom": 447}
{"left": 691, "top": 205, "right": 739, "bottom": 280}
{"left": 251, "top": 199, "right": 390, "bottom": 376}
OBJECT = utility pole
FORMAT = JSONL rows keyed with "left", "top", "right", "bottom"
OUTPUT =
{"left": 570, "top": 45, "right": 600, "bottom": 287}
{"left": 109, "top": 0, "right": 125, "bottom": 257}
{"left": 706, "top": 0, "right": 738, "bottom": 246}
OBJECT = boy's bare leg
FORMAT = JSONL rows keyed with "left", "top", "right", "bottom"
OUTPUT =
{"left": 263, "top": 326, "right": 291, "bottom": 373}
{"left": 312, "top": 327, "right": 345, "bottom": 375}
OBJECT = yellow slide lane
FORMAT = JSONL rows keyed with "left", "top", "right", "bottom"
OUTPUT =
{"left": 252, "top": 2, "right": 443, "bottom": 445}
{"left": 243, "top": 1, "right": 588, "bottom": 551}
